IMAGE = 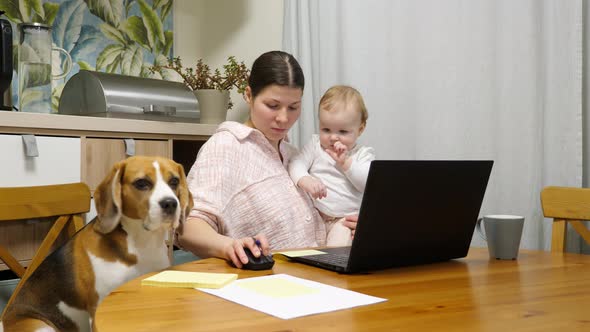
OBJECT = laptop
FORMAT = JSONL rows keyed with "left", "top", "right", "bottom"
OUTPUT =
{"left": 290, "top": 160, "right": 493, "bottom": 273}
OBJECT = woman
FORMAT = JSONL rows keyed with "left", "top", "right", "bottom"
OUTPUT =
{"left": 177, "top": 51, "right": 357, "bottom": 268}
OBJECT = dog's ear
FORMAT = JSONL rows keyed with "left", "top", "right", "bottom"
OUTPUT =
{"left": 174, "top": 162, "right": 194, "bottom": 231}
{"left": 94, "top": 160, "right": 126, "bottom": 234}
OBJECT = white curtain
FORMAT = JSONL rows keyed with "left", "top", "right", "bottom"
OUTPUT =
{"left": 284, "top": 0, "right": 586, "bottom": 252}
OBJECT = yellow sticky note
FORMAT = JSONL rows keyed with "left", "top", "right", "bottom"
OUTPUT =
{"left": 142, "top": 271, "right": 237, "bottom": 289}
{"left": 275, "top": 249, "right": 327, "bottom": 258}
{"left": 237, "top": 277, "right": 319, "bottom": 298}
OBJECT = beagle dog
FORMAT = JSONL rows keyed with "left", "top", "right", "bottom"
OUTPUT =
{"left": 1, "top": 156, "right": 193, "bottom": 332}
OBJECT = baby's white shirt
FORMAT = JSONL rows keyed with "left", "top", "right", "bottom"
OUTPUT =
{"left": 289, "top": 135, "right": 376, "bottom": 217}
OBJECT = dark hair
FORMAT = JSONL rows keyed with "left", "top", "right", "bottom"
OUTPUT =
{"left": 248, "top": 51, "right": 305, "bottom": 98}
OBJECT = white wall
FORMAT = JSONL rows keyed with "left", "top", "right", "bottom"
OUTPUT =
{"left": 174, "top": 0, "right": 284, "bottom": 122}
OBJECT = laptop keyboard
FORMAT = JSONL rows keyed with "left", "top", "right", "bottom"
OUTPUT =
{"left": 324, "top": 246, "right": 352, "bottom": 255}
{"left": 305, "top": 247, "right": 352, "bottom": 267}
{"left": 307, "top": 253, "right": 349, "bottom": 266}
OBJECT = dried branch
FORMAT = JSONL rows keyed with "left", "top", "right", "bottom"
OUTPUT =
{"left": 150, "top": 56, "right": 250, "bottom": 109}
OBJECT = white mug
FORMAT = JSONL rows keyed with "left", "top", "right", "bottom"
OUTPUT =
{"left": 476, "top": 215, "right": 524, "bottom": 260}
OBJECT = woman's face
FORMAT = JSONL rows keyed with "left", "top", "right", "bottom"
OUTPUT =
{"left": 245, "top": 84, "right": 303, "bottom": 148}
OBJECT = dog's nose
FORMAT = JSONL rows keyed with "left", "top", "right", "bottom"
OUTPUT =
{"left": 159, "top": 197, "right": 178, "bottom": 215}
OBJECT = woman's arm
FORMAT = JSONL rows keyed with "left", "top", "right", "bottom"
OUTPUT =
{"left": 177, "top": 217, "right": 270, "bottom": 268}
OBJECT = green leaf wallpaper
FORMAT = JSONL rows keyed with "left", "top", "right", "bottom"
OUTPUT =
{"left": 0, "top": 0, "right": 174, "bottom": 112}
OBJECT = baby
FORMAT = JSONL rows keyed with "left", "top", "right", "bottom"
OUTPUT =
{"left": 289, "top": 85, "right": 375, "bottom": 246}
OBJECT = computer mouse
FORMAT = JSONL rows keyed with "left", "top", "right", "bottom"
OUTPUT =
{"left": 242, "top": 247, "right": 275, "bottom": 270}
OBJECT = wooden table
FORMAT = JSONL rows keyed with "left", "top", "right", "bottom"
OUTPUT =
{"left": 95, "top": 248, "right": 590, "bottom": 331}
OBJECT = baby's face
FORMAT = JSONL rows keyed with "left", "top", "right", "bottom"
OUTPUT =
{"left": 318, "top": 103, "right": 365, "bottom": 153}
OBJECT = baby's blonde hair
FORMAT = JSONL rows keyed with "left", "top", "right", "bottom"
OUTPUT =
{"left": 318, "top": 85, "right": 368, "bottom": 125}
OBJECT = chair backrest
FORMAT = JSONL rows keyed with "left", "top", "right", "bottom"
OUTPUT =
{"left": 0, "top": 182, "right": 90, "bottom": 318}
{"left": 540, "top": 186, "right": 590, "bottom": 252}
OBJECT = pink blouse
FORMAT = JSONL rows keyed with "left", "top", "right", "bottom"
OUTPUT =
{"left": 186, "top": 121, "right": 326, "bottom": 250}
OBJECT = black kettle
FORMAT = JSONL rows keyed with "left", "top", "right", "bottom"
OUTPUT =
{"left": 0, "top": 10, "right": 13, "bottom": 110}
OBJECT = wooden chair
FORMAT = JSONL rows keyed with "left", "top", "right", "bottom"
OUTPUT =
{"left": 0, "top": 182, "right": 90, "bottom": 317}
{"left": 540, "top": 186, "right": 590, "bottom": 252}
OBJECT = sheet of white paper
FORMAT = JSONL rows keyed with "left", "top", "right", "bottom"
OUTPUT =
{"left": 197, "top": 274, "right": 387, "bottom": 320}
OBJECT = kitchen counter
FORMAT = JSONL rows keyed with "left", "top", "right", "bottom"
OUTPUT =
{"left": 0, "top": 111, "right": 217, "bottom": 140}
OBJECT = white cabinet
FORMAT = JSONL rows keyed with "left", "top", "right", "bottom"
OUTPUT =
{"left": 0, "top": 134, "right": 81, "bottom": 187}
{"left": 0, "top": 134, "right": 82, "bottom": 271}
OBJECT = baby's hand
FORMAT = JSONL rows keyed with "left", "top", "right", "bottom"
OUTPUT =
{"left": 297, "top": 176, "right": 327, "bottom": 199}
{"left": 333, "top": 141, "right": 348, "bottom": 155}
{"left": 325, "top": 142, "right": 352, "bottom": 171}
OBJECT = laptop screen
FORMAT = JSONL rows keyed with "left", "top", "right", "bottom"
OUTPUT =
{"left": 346, "top": 160, "right": 493, "bottom": 272}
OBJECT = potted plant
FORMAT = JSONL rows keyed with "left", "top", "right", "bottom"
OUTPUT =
{"left": 151, "top": 56, "right": 249, "bottom": 124}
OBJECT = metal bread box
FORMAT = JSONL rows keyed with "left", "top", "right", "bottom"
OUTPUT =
{"left": 58, "top": 70, "right": 199, "bottom": 122}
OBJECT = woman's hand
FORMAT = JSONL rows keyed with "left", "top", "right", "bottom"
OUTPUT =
{"left": 297, "top": 176, "right": 327, "bottom": 199}
{"left": 341, "top": 215, "right": 358, "bottom": 238}
{"left": 224, "top": 234, "right": 270, "bottom": 269}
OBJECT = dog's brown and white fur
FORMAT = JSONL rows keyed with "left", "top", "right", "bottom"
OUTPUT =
{"left": 1, "top": 156, "right": 193, "bottom": 332}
